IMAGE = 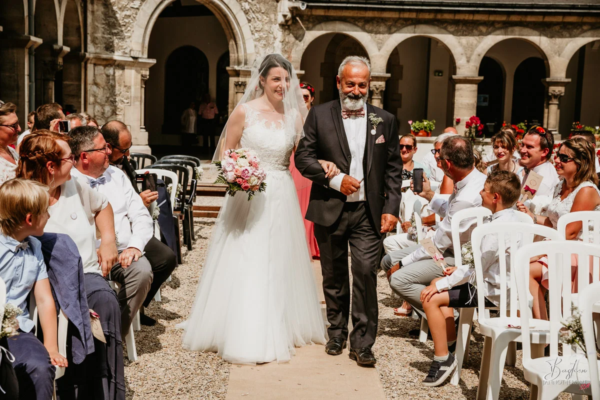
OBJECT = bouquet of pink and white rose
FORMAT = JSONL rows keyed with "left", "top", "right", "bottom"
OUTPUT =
{"left": 214, "top": 148, "right": 267, "bottom": 200}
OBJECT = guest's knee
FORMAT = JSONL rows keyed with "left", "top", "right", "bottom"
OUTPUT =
{"left": 380, "top": 254, "right": 393, "bottom": 271}
{"left": 27, "top": 349, "right": 56, "bottom": 383}
{"left": 390, "top": 269, "right": 411, "bottom": 294}
{"left": 382, "top": 237, "right": 396, "bottom": 254}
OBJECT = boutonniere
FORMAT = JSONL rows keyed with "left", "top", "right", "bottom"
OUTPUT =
{"left": 369, "top": 113, "right": 383, "bottom": 135}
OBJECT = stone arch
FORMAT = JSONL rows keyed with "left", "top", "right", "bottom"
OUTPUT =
{"left": 470, "top": 27, "right": 554, "bottom": 75}
{"left": 58, "top": 0, "right": 83, "bottom": 47}
{"left": 34, "top": 0, "right": 60, "bottom": 43}
{"left": 130, "top": 0, "right": 254, "bottom": 67}
{"left": 551, "top": 29, "right": 600, "bottom": 79}
{"left": 378, "top": 25, "right": 466, "bottom": 74}
{"left": 0, "top": 0, "right": 28, "bottom": 34}
{"left": 58, "top": 0, "right": 84, "bottom": 112}
{"left": 289, "top": 21, "right": 379, "bottom": 71}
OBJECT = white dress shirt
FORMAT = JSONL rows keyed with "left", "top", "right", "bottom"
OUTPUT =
{"left": 71, "top": 166, "right": 153, "bottom": 252}
{"left": 595, "top": 157, "right": 600, "bottom": 174}
{"left": 329, "top": 105, "right": 367, "bottom": 202}
{"left": 522, "top": 161, "right": 560, "bottom": 215}
{"left": 435, "top": 208, "right": 523, "bottom": 306}
{"left": 402, "top": 168, "right": 487, "bottom": 266}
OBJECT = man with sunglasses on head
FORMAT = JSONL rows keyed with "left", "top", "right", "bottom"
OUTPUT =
{"left": 518, "top": 126, "right": 560, "bottom": 214}
{"left": 100, "top": 120, "right": 177, "bottom": 327}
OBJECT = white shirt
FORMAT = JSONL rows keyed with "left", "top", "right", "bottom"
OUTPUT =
{"left": 181, "top": 109, "right": 197, "bottom": 134}
{"left": 17, "top": 130, "right": 30, "bottom": 146}
{"left": 402, "top": 168, "right": 487, "bottom": 266}
{"left": 421, "top": 152, "right": 444, "bottom": 186}
{"left": 329, "top": 105, "right": 367, "bottom": 202}
{"left": 435, "top": 208, "right": 523, "bottom": 306}
{"left": 45, "top": 177, "right": 109, "bottom": 275}
{"left": 595, "top": 157, "right": 600, "bottom": 174}
{"left": 522, "top": 161, "right": 560, "bottom": 215}
{"left": 72, "top": 166, "right": 153, "bottom": 252}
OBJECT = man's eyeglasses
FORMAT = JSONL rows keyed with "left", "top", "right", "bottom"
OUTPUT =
{"left": 82, "top": 144, "right": 109, "bottom": 154}
{"left": 399, "top": 144, "right": 414, "bottom": 151}
{"left": 108, "top": 143, "right": 132, "bottom": 153}
{"left": 555, "top": 153, "right": 574, "bottom": 163}
{"left": 431, "top": 149, "right": 441, "bottom": 155}
{"left": 0, "top": 122, "right": 20, "bottom": 131}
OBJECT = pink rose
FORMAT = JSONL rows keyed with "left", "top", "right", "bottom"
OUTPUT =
{"left": 241, "top": 182, "right": 250, "bottom": 191}
{"left": 408, "top": 120, "right": 413, "bottom": 125}
{"left": 234, "top": 167, "right": 242, "bottom": 176}
{"left": 241, "top": 168, "right": 251, "bottom": 180}
{"left": 236, "top": 178, "right": 244, "bottom": 185}
{"left": 230, "top": 152, "right": 239, "bottom": 161}
{"left": 250, "top": 161, "right": 258, "bottom": 168}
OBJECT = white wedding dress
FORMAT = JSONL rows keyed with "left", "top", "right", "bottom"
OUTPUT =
{"left": 180, "top": 104, "right": 326, "bottom": 364}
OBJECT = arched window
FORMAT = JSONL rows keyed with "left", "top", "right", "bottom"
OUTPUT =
{"left": 511, "top": 57, "right": 546, "bottom": 126}
{"left": 477, "top": 56, "right": 505, "bottom": 135}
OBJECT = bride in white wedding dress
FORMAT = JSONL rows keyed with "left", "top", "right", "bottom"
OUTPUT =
{"left": 179, "top": 54, "right": 331, "bottom": 364}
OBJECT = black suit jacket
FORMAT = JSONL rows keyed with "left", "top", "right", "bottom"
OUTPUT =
{"left": 295, "top": 100, "right": 403, "bottom": 234}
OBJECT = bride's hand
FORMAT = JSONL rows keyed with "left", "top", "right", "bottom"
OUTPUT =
{"left": 318, "top": 160, "right": 340, "bottom": 178}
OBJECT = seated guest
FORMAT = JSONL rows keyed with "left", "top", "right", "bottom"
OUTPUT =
{"left": 66, "top": 113, "right": 89, "bottom": 129}
{"left": 518, "top": 126, "right": 560, "bottom": 214}
{"left": 69, "top": 126, "right": 154, "bottom": 336}
{"left": 16, "top": 111, "right": 35, "bottom": 147}
{"left": 421, "top": 128, "right": 456, "bottom": 190}
{"left": 17, "top": 131, "right": 125, "bottom": 400}
{"left": 420, "top": 170, "right": 522, "bottom": 386}
{"left": 571, "top": 130, "right": 600, "bottom": 174}
{"left": 399, "top": 134, "right": 430, "bottom": 181}
{"left": 0, "top": 102, "right": 20, "bottom": 185}
{"left": 486, "top": 130, "right": 522, "bottom": 174}
{"left": 483, "top": 126, "right": 521, "bottom": 163}
{"left": 517, "top": 137, "right": 600, "bottom": 320}
{"left": 101, "top": 120, "right": 177, "bottom": 324}
{"left": 32, "top": 103, "right": 65, "bottom": 132}
{"left": 0, "top": 179, "right": 69, "bottom": 399}
{"left": 382, "top": 136, "right": 487, "bottom": 316}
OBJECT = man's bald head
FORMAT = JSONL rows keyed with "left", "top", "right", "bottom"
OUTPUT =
{"left": 101, "top": 120, "right": 132, "bottom": 164}
{"left": 443, "top": 126, "right": 458, "bottom": 135}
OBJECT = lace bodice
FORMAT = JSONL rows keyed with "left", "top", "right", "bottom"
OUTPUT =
{"left": 240, "top": 104, "right": 296, "bottom": 172}
{"left": 547, "top": 179, "right": 600, "bottom": 233}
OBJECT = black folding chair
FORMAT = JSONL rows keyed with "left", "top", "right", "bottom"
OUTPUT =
{"left": 155, "top": 159, "right": 199, "bottom": 206}
{"left": 131, "top": 153, "right": 158, "bottom": 169}
{"left": 148, "top": 164, "right": 194, "bottom": 251}
{"left": 161, "top": 155, "right": 202, "bottom": 168}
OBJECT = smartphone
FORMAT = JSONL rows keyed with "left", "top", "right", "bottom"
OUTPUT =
{"left": 412, "top": 168, "right": 424, "bottom": 193}
{"left": 136, "top": 173, "right": 157, "bottom": 192}
{"left": 58, "top": 120, "right": 71, "bottom": 133}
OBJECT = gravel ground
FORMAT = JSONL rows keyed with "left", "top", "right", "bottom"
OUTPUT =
{"left": 124, "top": 208, "right": 557, "bottom": 400}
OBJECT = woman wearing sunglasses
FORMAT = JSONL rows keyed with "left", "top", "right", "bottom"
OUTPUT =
{"left": 517, "top": 137, "right": 600, "bottom": 319}
{"left": 399, "top": 134, "right": 429, "bottom": 181}
{"left": 0, "top": 102, "right": 21, "bottom": 185}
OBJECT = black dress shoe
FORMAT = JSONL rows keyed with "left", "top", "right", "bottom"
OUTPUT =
{"left": 325, "top": 337, "right": 347, "bottom": 355}
{"left": 349, "top": 347, "right": 377, "bottom": 366}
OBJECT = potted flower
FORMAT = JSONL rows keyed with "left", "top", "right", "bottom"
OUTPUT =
{"left": 409, "top": 119, "right": 436, "bottom": 137}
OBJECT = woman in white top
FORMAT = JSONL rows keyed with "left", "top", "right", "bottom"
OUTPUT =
{"left": 486, "top": 129, "right": 522, "bottom": 175}
{"left": 18, "top": 130, "right": 126, "bottom": 400}
{"left": 0, "top": 102, "right": 21, "bottom": 185}
{"left": 181, "top": 101, "right": 197, "bottom": 134}
{"left": 517, "top": 138, "right": 600, "bottom": 320}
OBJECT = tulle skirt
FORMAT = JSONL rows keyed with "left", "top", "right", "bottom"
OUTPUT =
{"left": 179, "top": 169, "right": 326, "bottom": 364}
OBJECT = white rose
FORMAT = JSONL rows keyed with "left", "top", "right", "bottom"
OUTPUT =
{"left": 237, "top": 158, "right": 249, "bottom": 168}
{"left": 226, "top": 172, "right": 236, "bottom": 182}
{"left": 249, "top": 176, "right": 259, "bottom": 186}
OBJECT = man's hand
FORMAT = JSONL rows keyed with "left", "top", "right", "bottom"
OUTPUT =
{"left": 340, "top": 175, "right": 361, "bottom": 196}
{"left": 380, "top": 214, "right": 399, "bottom": 234}
{"left": 140, "top": 190, "right": 159, "bottom": 208}
{"left": 411, "top": 172, "right": 434, "bottom": 201}
{"left": 119, "top": 248, "right": 142, "bottom": 268}
{"left": 443, "top": 266, "right": 457, "bottom": 276}
{"left": 420, "top": 284, "right": 441, "bottom": 303}
{"left": 97, "top": 242, "right": 118, "bottom": 277}
{"left": 386, "top": 263, "right": 401, "bottom": 281}
{"left": 401, "top": 221, "right": 412, "bottom": 233}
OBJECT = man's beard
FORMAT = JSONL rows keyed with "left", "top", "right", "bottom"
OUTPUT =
{"left": 339, "top": 89, "right": 367, "bottom": 111}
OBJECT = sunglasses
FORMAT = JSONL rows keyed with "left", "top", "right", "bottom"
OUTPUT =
{"left": 303, "top": 94, "right": 311, "bottom": 101}
{"left": 431, "top": 149, "right": 441, "bottom": 155}
{"left": 399, "top": 144, "right": 414, "bottom": 151}
{"left": 555, "top": 153, "right": 574, "bottom": 163}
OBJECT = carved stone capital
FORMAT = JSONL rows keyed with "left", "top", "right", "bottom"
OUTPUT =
{"left": 548, "top": 88, "right": 565, "bottom": 105}
{"left": 370, "top": 81, "right": 386, "bottom": 97}
{"left": 234, "top": 80, "right": 247, "bottom": 94}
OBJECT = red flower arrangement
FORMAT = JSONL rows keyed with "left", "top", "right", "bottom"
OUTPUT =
{"left": 465, "top": 116, "right": 484, "bottom": 138}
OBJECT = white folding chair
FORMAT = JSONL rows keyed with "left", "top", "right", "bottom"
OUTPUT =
{"left": 30, "top": 293, "right": 68, "bottom": 381}
{"left": 580, "top": 281, "right": 600, "bottom": 400}
{"left": 515, "top": 241, "right": 600, "bottom": 399}
{"left": 465, "top": 223, "right": 559, "bottom": 399}
{"left": 107, "top": 279, "right": 138, "bottom": 362}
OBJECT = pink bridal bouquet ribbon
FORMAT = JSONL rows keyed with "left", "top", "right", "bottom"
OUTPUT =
{"left": 214, "top": 148, "right": 267, "bottom": 200}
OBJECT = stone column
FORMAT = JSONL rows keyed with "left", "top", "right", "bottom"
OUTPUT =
{"left": 234, "top": 81, "right": 247, "bottom": 105}
{"left": 369, "top": 73, "right": 390, "bottom": 109}
{"left": 35, "top": 44, "right": 70, "bottom": 106}
{"left": 0, "top": 33, "right": 42, "bottom": 121}
{"left": 86, "top": 55, "right": 155, "bottom": 154}
{"left": 543, "top": 78, "right": 570, "bottom": 136}
{"left": 140, "top": 69, "right": 149, "bottom": 137}
{"left": 452, "top": 76, "right": 484, "bottom": 135}
{"left": 227, "top": 67, "right": 252, "bottom": 115}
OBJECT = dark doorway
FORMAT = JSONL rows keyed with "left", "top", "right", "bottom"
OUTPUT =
{"left": 163, "top": 46, "right": 208, "bottom": 132}
{"left": 477, "top": 57, "right": 504, "bottom": 136}
{"left": 217, "top": 51, "right": 230, "bottom": 119}
{"left": 322, "top": 34, "right": 369, "bottom": 104}
{"left": 511, "top": 57, "right": 546, "bottom": 126}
